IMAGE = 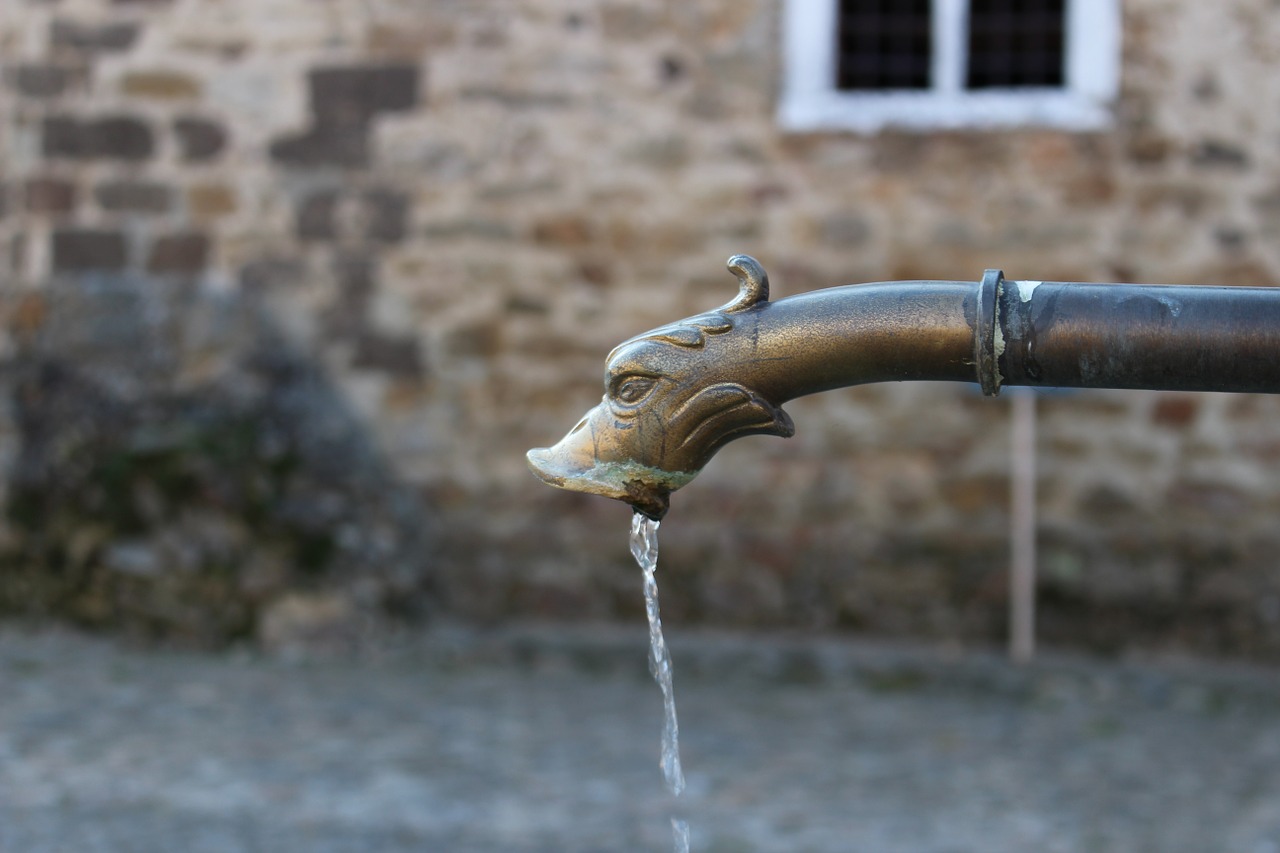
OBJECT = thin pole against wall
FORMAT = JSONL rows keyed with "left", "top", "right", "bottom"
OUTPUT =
{"left": 1009, "top": 388, "right": 1037, "bottom": 663}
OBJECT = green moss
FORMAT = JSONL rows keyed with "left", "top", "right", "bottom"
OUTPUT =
{"left": 0, "top": 407, "right": 338, "bottom": 646}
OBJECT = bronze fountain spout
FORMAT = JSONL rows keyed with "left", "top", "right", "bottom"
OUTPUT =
{"left": 527, "top": 255, "right": 1280, "bottom": 519}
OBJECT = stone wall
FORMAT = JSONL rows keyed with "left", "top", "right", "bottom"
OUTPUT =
{"left": 4, "top": 0, "right": 1280, "bottom": 656}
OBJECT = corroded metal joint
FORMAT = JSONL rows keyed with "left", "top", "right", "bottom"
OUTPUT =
{"left": 975, "top": 268, "right": 1005, "bottom": 397}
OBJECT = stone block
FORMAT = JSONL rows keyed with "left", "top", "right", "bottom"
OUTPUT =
{"left": 1167, "top": 480, "right": 1252, "bottom": 516}
{"left": 7, "top": 235, "right": 24, "bottom": 273}
{"left": 363, "top": 189, "right": 408, "bottom": 242}
{"left": 333, "top": 253, "right": 376, "bottom": 294}
{"left": 95, "top": 180, "right": 171, "bottom": 213}
{"left": 121, "top": 71, "right": 202, "bottom": 100}
{"left": 240, "top": 258, "right": 305, "bottom": 293}
{"left": 148, "top": 232, "right": 210, "bottom": 274}
{"left": 7, "top": 63, "right": 79, "bottom": 98}
{"left": 51, "top": 228, "right": 127, "bottom": 272}
{"left": 308, "top": 64, "right": 420, "bottom": 125}
{"left": 420, "top": 219, "right": 515, "bottom": 241}
{"left": 625, "top": 135, "right": 689, "bottom": 169}
{"left": 25, "top": 177, "right": 78, "bottom": 214}
{"left": 532, "top": 214, "right": 593, "bottom": 246}
{"left": 600, "top": 4, "right": 662, "bottom": 39}
{"left": 11, "top": 293, "right": 47, "bottom": 337}
{"left": 173, "top": 117, "right": 227, "bottom": 161}
{"left": 297, "top": 191, "right": 338, "bottom": 240}
{"left": 366, "top": 21, "right": 457, "bottom": 55}
{"left": 50, "top": 20, "right": 141, "bottom": 53}
{"left": 352, "top": 333, "right": 423, "bottom": 378}
{"left": 1191, "top": 140, "right": 1249, "bottom": 169}
{"left": 1126, "top": 133, "right": 1172, "bottom": 165}
{"left": 818, "top": 213, "right": 872, "bottom": 248}
{"left": 444, "top": 320, "right": 500, "bottom": 359}
{"left": 42, "top": 115, "right": 154, "bottom": 161}
{"left": 187, "top": 184, "right": 237, "bottom": 218}
{"left": 269, "top": 125, "right": 368, "bottom": 168}
{"left": 321, "top": 254, "right": 375, "bottom": 338}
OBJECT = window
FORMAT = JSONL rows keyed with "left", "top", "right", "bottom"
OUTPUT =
{"left": 780, "top": 0, "right": 1120, "bottom": 132}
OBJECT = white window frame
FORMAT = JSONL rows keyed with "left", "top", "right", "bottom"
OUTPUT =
{"left": 779, "top": 0, "right": 1121, "bottom": 132}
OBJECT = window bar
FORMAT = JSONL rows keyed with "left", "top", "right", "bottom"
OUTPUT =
{"left": 933, "top": 0, "right": 968, "bottom": 95}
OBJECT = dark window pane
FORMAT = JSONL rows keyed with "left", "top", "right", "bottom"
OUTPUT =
{"left": 836, "top": 0, "right": 933, "bottom": 91}
{"left": 967, "top": 0, "right": 1066, "bottom": 89}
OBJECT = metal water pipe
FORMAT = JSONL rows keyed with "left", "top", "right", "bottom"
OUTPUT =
{"left": 528, "top": 255, "right": 1280, "bottom": 520}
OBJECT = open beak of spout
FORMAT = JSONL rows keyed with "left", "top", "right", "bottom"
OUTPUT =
{"left": 526, "top": 407, "right": 692, "bottom": 520}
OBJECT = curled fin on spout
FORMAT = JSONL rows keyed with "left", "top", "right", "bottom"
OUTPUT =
{"left": 722, "top": 254, "right": 769, "bottom": 313}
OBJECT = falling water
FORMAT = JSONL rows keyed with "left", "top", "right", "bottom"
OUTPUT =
{"left": 629, "top": 511, "right": 690, "bottom": 853}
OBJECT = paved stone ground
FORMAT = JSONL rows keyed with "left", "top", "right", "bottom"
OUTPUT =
{"left": 4, "top": 623, "right": 1280, "bottom": 852}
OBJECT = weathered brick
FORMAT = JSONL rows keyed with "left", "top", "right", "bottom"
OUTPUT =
{"left": 269, "top": 125, "right": 368, "bottom": 168}
{"left": 366, "top": 21, "right": 457, "bottom": 55}
{"left": 95, "top": 180, "right": 171, "bottom": 213}
{"left": 363, "top": 189, "right": 408, "bottom": 242}
{"left": 43, "top": 115, "right": 153, "bottom": 161}
{"left": 322, "top": 254, "right": 376, "bottom": 339}
{"left": 818, "top": 213, "right": 872, "bottom": 248}
{"left": 8, "top": 234, "right": 24, "bottom": 273}
{"left": 1191, "top": 140, "right": 1249, "bottom": 169}
{"left": 240, "top": 258, "right": 304, "bottom": 292}
{"left": 50, "top": 20, "right": 141, "bottom": 53}
{"left": 352, "top": 333, "right": 423, "bottom": 378}
{"left": 11, "top": 293, "right": 46, "bottom": 338}
{"left": 173, "top": 117, "right": 227, "bottom": 161}
{"left": 51, "top": 228, "right": 127, "bottom": 272}
{"left": 148, "top": 232, "right": 210, "bottom": 274}
{"left": 25, "top": 177, "right": 78, "bottom": 214}
{"left": 297, "top": 191, "right": 339, "bottom": 240}
{"left": 444, "top": 321, "right": 500, "bottom": 359}
{"left": 334, "top": 253, "right": 376, "bottom": 293}
{"left": 532, "top": 215, "right": 593, "bottom": 246}
{"left": 269, "top": 66, "right": 418, "bottom": 168}
{"left": 600, "top": 4, "right": 662, "bottom": 39}
{"left": 7, "top": 63, "right": 79, "bottom": 98}
{"left": 309, "top": 65, "right": 420, "bottom": 125}
{"left": 121, "top": 71, "right": 202, "bottom": 100}
{"left": 1152, "top": 395, "right": 1199, "bottom": 428}
{"left": 187, "top": 184, "right": 237, "bottom": 218}
{"left": 420, "top": 219, "right": 515, "bottom": 241}
{"left": 1126, "top": 133, "right": 1172, "bottom": 165}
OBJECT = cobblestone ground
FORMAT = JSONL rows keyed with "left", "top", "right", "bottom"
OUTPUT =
{"left": 4, "top": 623, "right": 1280, "bottom": 852}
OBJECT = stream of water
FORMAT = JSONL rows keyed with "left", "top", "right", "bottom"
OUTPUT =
{"left": 629, "top": 512, "right": 690, "bottom": 853}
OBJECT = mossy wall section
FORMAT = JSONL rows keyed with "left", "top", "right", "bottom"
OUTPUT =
{"left": 0, "top": 280, "right": 433, "bottom": 648}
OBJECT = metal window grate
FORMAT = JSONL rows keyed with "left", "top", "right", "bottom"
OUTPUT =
{"left": 966, "top": 0, "right": 1065, "bottom": 88}
{"left": 835, "top": 0, "right": 932, "bottom": 91}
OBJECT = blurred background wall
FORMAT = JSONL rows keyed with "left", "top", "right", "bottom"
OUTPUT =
{"left": 3, "top": 0, "right": 1280, "bottom": 657}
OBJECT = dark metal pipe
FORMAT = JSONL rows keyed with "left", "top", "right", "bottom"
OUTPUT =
{"left": 995, "top": 276, "right": 1280, "bottom": 394}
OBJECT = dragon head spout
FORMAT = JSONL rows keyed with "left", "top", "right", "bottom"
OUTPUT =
{"left": 527, "top": 255, "right": 793, "bottom": 518}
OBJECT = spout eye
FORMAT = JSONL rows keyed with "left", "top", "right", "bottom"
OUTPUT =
{"left": 611, "top": 374, "right": 658, "bottom": 406}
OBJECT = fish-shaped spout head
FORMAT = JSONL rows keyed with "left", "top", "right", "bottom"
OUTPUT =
{"left": 527, "top": 256, "right": 793, "bottom": 518}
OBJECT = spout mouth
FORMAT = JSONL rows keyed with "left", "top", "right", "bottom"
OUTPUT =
{"left": 526, "top": 446, "right": 692, "bottom": 520}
